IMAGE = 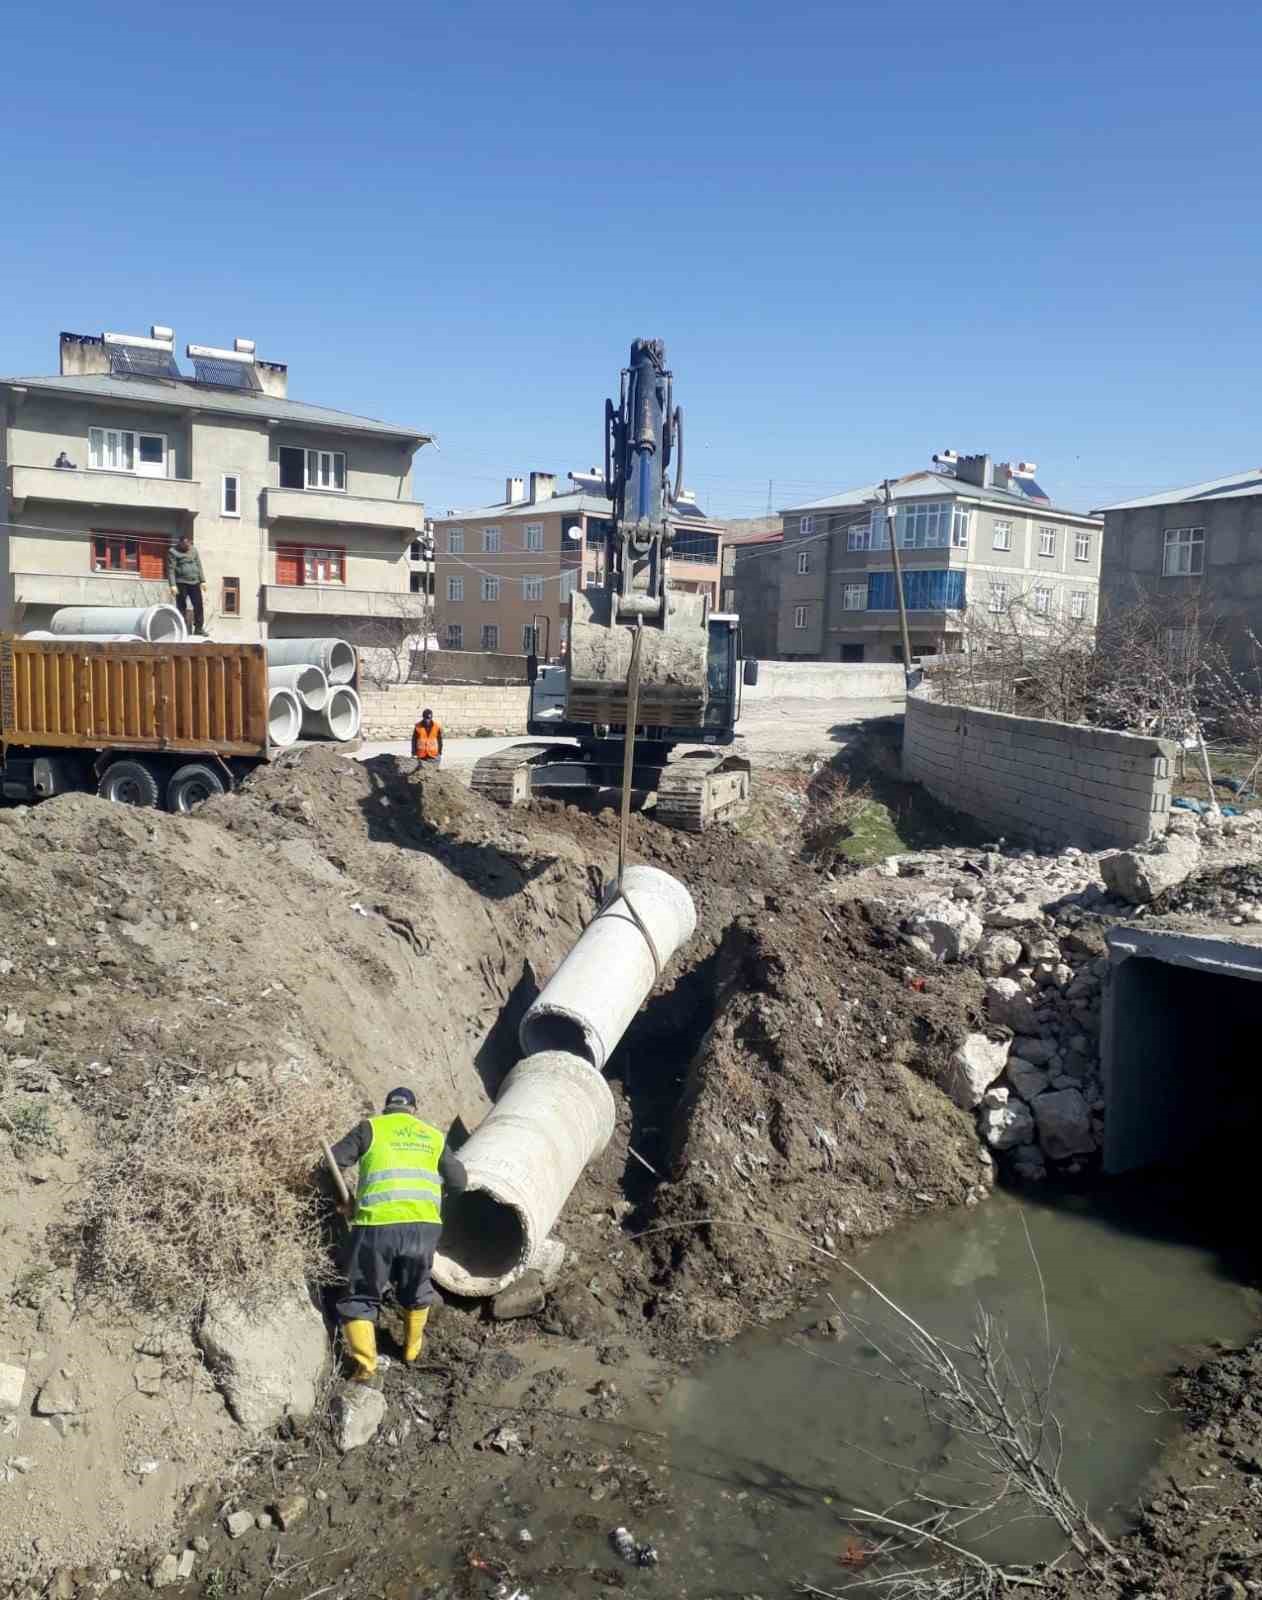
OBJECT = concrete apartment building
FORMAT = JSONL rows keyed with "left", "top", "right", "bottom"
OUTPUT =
{"left": 1096, "top": 469, "right": 1262, "bottom": 665}
{"left": 432, "top": 470, "right": 724, "bottom": 657}
{"left": 777, "top": 454, "right": 1103, "bottom": 661}
{"left": 0, "top": 325, "right": 431, "bottom": 642}
{"left": 724, "top": 516, "right": 783, "bottom": 658}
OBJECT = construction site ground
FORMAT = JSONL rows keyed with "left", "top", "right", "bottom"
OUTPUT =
{"left": 0, "top": 693, "right": 1256, "bottom": 1600}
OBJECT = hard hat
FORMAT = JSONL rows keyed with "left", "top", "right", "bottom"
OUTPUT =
{"left": 384, "top": 1086, "right": 417, "bottom": 1109}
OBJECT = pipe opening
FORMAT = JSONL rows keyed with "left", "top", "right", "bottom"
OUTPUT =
{"left": 145, "top": 605, "right": 186, "bottom": 642}
{"left": 518, "top": 1011, "right": 598, "bottom": 1066}
{"left": 438, "top": 1188, "right": 528, "bottom": 1288}
{"left": 324, "top": 688, "right": 360, "bottom": 739}
{"left": 267, "top": 688, "right": 301, "bottom": 746}
{"left": 324, "top": 641, "right": 357, "bottom": 684}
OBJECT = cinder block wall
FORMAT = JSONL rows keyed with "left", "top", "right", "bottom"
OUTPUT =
{"left": 903, "top": 692, "right": 1177, "bottom": 849}
{"left": 741, "top": 662, "right": 906, "bottom": 702}
{"left": 358, "top": 686, "right": 529, "bottom": 739}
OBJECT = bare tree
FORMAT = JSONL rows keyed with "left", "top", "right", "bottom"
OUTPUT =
{"left": 342, "top": 591, "right": 438, "bottom": 690}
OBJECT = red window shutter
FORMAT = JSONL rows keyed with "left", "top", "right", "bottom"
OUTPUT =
{"left": 138, "top": 540, "right": 168, "bottom": 580}
{"left": 276, "top": 548, "right": 302, "bottom": 586}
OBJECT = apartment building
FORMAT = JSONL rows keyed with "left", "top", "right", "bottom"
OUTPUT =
{"left": 724, "top": 516, "right": 783, "bottom": 658}
{"left": 0, "top": 325, "right": 431, "bottom": 642}
{"left": 777, "top": 454, "right": 1103, "bottom": 661}
{"left": 432, "top": 471, "right": 724, "bottom": 657}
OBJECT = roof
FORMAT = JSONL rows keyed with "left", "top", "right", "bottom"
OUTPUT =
{"left": 0, "top": 373, "right": 431, "bottom": 442}
{"left": 439, "top": 490, "right": 724, "bottom": 531}
{"left": 782, "top": 470, "right": 1098, "bottom": 523}
{"left": 1095, "top": 469, "right": 1262, "bottom": 513}
{"left": 726, "top": 525, "right": 783, "bottom": 547}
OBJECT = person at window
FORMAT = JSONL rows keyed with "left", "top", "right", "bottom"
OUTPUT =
{"left": 167, "top": 534, "right": 206, "bottom": 635}
{"left": 54, "top": 451, "right": 76, "bottom": 469}
{"left": 412, "top": 708, "right": 443, "bottom": 765}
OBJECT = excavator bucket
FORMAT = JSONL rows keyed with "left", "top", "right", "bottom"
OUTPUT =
{"left": 567, "top": 589, "right": 709, "bottom": 726}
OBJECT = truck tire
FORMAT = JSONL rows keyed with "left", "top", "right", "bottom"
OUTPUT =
{"left": 166, "top": 762, "right": 227, "bottom": 813}
{"left": 98, "top": 759, "right": 162, "bottom": 808}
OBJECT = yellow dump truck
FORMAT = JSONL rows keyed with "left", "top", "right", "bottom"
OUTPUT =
{"left": 0, "top": 636, "right": 274, "bottom": 810}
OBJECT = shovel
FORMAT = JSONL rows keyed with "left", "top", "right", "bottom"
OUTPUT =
{"left": 321, "top": 1139, "right": 353, "bottom": 1214}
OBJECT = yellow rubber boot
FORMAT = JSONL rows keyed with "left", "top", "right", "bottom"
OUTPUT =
{"left": 403, "top": 1307, "right": 429, "bottom": 1364}
{"left": 342, "top": 1319, "right": 377, "bottom": 1382}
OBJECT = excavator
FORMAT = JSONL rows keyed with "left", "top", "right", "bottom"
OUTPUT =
{"left": 471, "top": 338, "right": 757, "bottom": 831}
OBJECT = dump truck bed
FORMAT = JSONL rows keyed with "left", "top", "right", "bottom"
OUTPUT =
{"left": 0, "top": 637, "right": 271, "bottom": 758}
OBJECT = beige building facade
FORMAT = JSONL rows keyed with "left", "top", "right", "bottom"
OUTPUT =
{"left": 0, "top": 327, "right": 431, "bottom": 642}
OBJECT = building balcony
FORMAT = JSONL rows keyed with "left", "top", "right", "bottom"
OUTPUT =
{"left": 8, "top": 464, "right": 200, "bottom": 517}
{"left": 263, "top": 486, "right": 425, "bottom": 534}
{"left": 263, "top": 583, "right": 422, "bottom": 619}
{"left": 11, "top": 569, "right": 171, "bottom": 611}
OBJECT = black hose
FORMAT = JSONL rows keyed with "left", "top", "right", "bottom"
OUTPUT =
{"left": 672, "top": 404, "right": 684, "bottom": 505}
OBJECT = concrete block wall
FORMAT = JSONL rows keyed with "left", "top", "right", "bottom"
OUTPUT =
{"left": 904, "top": 692, "right": 1177, "bottom": 849}
{"left": 742, "top": 661, "right": 906, "bottom": 701}
{"left": 358, "top": 685, "right": 529, "bottom": 740}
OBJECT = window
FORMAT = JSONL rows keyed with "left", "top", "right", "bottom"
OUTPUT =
{"left": 866, "top": 570, "right": 967, "bottom": 611}
{"left": 447, "top": 576, "right": 464, "bottom": 602}
{"left": 524, "top": 523, "right": 544, "bottom": 552}
{"left": 306, "top": 450, "right": 345, "bottom": 492}
{"left": 481, "top": 624, "right": 500, "bottom": 651}
{"left": 302, "top": 548, "right": 344, "bottom": 584}
{"left": 872, "top": 501, "right": 969, "bottom": 550}
{"left": 445, "top": 623, "right": 463, "bottom": 650}
{"left": 1163, "top": 527, "right": 1204, "bottom": 576}
{"left": 447, "top": 528, "right": 465, "bottom": 554}
{"left": 89, "top": 428, "right": 167, "bottom": 478}
{"left": 1038, "top": 526, "right": 1058, "bottom": 558}
{"left": 522, "top": 576, "right": 544, "bottom": 602}
{"left": 1074, "top": 530, "right": 1091, "bottom": 562}
{"left": 1033, "top": 585, "right": 1053, "bottom": 616}
{"left": 992, "top": 520, "right": 1012, "bottom": 551}
{"left": 800, "top": 515, "right": 815, "bottom": 536}
{"left": 723, "top": 587, "right": 736, "bottom": 610}
{"left": 482, "top": 526, "right": 502, "bottom": 553}
{"left": 989, "top": 582, "right": 1008, "bottom": 613}
{"left": 673, "top": 530, "right": 719, "bottom": 563}
{"left": 793, "top": 604, "right": 808, "bottom": 629}
{"left": 559, "top": 568, "right": 578, "bottom": 601}
{"left": 847, "top": 524, "right": 868, "bottom": 551}
{"left": 410, "top": 571, "right": 433, "bottom": 594}
{"left": 522, "top": 623, "right": 540, "bottom": 654}
{"left": 481, "top": 575, "right": 500, "bottom": 602}
{"left": 797, "top": 550, "right": 810, "bottom": 575}
{"left": 952, "top": 506, "right": 970, "bottom": 547}
{"left": 842, "top": 582, "right": 867, "bottom": 610}
{"left": 840, "top": 644, "right": 865, "bottom": 662}
{"left": 409, "top": 539, "right": 424, "bottom": 560}
{"left": 221, "top": 576, "right": 240, "bottom": 616}
{"left": 1070, "top": 590, "right": 1088, "bottom": 620}
{"left": 222, "top": 474, "right": 240, "bottom": 517}
{"left": 91, "top": 533, "right": 168, "bottom": 577}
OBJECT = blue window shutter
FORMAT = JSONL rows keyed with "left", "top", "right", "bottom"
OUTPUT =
{"left": 866, "top": 569, "right": 964, "bottom": 611}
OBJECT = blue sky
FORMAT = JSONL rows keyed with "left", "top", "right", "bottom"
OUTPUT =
{"left": 2, "top": 0, "right": 1258, "bottom": 518}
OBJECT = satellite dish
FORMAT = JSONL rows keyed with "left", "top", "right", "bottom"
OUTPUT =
{"left": 566, "top": 525, "right": 583, "bottom": 541}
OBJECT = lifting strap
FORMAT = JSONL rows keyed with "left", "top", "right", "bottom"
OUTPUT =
{"left": 603, "top": 621, "right": 663, "bottom": 982}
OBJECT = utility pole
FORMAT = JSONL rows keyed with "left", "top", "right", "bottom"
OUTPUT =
{"left": 883, "top": 478, "right": 915, "bottom": 681}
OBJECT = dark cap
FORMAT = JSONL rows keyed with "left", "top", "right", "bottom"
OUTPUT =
{"left": 384, "top": 1086, "right": 417, "bottom": 1109}
{"left": 422, "top": 708, "right": 433, "bottom": 718}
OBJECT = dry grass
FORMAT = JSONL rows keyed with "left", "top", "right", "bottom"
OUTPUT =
{"left": 73, "top": 1071, "right": 362, "bottom": 1315}
{"left": 801, "top": 768, "right": 872, "bottom": 866}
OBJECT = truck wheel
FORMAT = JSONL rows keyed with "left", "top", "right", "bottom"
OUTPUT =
{"left": 166, "top": 763, "right": 227, "bottom": 813}
{"left": 98, "top": 759, "right": 162, "bottom": 808}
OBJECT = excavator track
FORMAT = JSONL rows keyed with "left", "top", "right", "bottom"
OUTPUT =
{"left": 470, "top": 743, "right": 576, "bottom": 806}
{"left": 654, "top": 751, "right": 752, "bottom": 833}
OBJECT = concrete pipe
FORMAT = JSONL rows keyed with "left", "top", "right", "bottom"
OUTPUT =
{"left": 25, "top": 632, "right": 145, "bottom": 642}
{"left": 49, "top": 604, "right": 186, "bottom": 643}
{"left": 519, "top": 865, "right": 697, "bottom": 1071}
{"left": 300, "top": 685, "right": 361, "bottom": 742}
{"left": 268, "top": 663, "right": 329, "bottom": 712}
{"left": 267, "top": 685, "right": 302, "bottom": 748}
{"left": 265, "top": 637, "right": 357, "bottom": 685}
{"left": 432, "top": 1051, "right": 616, "bottom": 1297}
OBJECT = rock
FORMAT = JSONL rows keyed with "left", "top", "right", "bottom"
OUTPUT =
{"left": 978, "top": 1100, "right": 1035, "bottom": 1149}
{"left": 271, "top": 1492, "right": 308, "bottom": 1531}
{"left": 1011, "top": 1145, "right": 1048, "bottom": 1182}
{"left": 0, "top": 1363, "right": 25, "bottom": 1411}
{"left": 224, "top": 1511, "right": 254, "bottom": 1539}
{"left": 198, "top": 1288, "right": 328, "bottom": 1432}
{"left": 533, "top": 1236, "right": 567, "bottom": 1289}
{"left": 1032, "top": 1088, "right": 1097, "bottom": 1160}
{"left": 256, "top": 1512, "right": 275, "bottom": 1531}
{"left": 1099, "top": 835, "right": 1199, "bottom": 904}
{"left": 492, "top": 1270, "right": 547, "bottom": 1321}
{"left": 985, "top": 978, "right": 1040, "bottom": 1035}
{"left": 331, "top": 1386, "right": 386, "bottom": 1453}
{"left": 906, "top": 899, "right": 983, "bottom": 962}
{"left": 975, "top": 933, "right": 1022, "bottom": 977}
{"left": 478, "top": 1423, "right": 526, "bottom": 1454}
{"left": 3, "top": 1011, "right": 26, "bottom": 1038}
{"left": 192, "top": 1537, "right": 210, "bottom": 1555}
{"left": 148, "top": 1554, "right": 180, "bottom": 1590}
{"left": 176, "top": 1550, "right": 196, "bottom": 1581}
{"left": 981, "top": 1086, "right": 1009, "bottom": 1109}
{"left": 985, "top": 902, "right": 1044, "bottom": 929}
{"left": 1007, "top": 1059, "right": 1051, "bottom": 1101}
{"left": 35, "top": 1370, "right": 81, "bottom": 1416}
{"left": 1011, "top": 1036, "right": 1056, "bottom": 1066}
{"left": 943, "top": 1034, "right": 1009, "bottom": 1110}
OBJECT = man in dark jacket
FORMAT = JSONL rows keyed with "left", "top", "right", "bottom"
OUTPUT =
{"left": 167, "top": 535, "right": 206, "bottom": 635}
{"left": 327, "top": 1086, "right": 466, "bottom": 1379}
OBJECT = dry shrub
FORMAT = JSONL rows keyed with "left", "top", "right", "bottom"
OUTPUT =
{"left": 75, "top": 1071, "right": 363, "bottom": 1315}
{"left": 801, "top": 767, "right": 871, "bottom": 863}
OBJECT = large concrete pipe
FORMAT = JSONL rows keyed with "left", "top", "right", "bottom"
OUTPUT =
{"left": 519, "top": 865, "right": 697, "bottom": 1071}
{"left": 268, "top": 663, "right": 329, "bottom": 711}
{"left": 432, "top": 1052, "right": 616, "bottom": 1297}
{"left": 49, "top": 604, "right": 186, "bottom": 642}
{"left": 265, "top": 637, "right": 357, "bottom": 685}
{"left": 301, "top": 685, "right": 361, "bottom": 742}
{"left": 24, "top": 632, "right": 145, "bottom": 641}
{"left": 267, "top": 686, "right": 302, "bottom": 748}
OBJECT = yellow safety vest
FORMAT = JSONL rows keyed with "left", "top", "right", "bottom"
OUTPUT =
{"left": 354, "top": 1112, "right": 446, "bottom": 1227}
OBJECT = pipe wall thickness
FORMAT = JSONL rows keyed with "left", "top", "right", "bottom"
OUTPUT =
{"left": 49, "top": 604, "right": 186, "bottom": 642}
{"left": 267, "top": 686, "right": 302, "bottom": 748}
{"left": 518, "top": 864, "right": 697, "bottom": 1071}
{"left": 268, "top": 663, "right": 330, "bottom": 711}
{"left": 301, "top": 685, "right": 361, "bottom": 742}
{"left": 432, "top": 1052, "right": 616, "bottom": 1297}
{"left": 265, "top": 637, "right": 357, "bottom": 684}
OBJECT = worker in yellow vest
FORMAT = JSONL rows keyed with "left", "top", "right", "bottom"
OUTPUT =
{"left": 412, "top": 708, "right": 443, "bottom": 764}
{"left": 327, "top": 1086, "right": 466, "bottom": 1380}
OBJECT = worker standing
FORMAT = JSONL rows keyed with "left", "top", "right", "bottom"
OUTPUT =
{"left": 167, "top": 534, "right": 206, "bottom": 636}
{"left": 327, "top": 1087, "right": 465, "bottom": 1380}
{"left": 412, "top": 707, "right": 443, "bottom": 765}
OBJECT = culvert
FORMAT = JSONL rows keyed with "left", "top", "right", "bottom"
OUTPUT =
{"left": 266, "top": 637, "right": 357, "bottom": 684}
{"left": 267, "top": 686, "right": 302, "bottom": 747}
{"left": 1102, "top": 926, "right": 1262, "bottom": 1173}
{"left": 49, "top": 603, "right": 186, "bottom": 642}
{"left": 268, "top": 663, "right": 329, "bottom": 711}
{"left": 302, "top": 685, "right": 361, "bottom": 742}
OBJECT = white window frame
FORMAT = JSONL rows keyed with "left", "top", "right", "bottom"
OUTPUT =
{"left": 480, "top": 623, "right": 500, "bottom": 651}
{"left": 797, "top": 550, "right": 810, "bottom": 575}
{"left": 1033, "top": 585, "right": 1053, "bottom": 616}
{"left": 800, "top": 515, "right": 816, "bottom": 536}
{"left": 988, "top": 582, "right": 1008, "bottom": 614}
{"left": 221, "top": 472, "right": 241, "bottom": 517}
{"left": 793, "top": 604, "right": 808, "bottom": 629}
{"left": 445, "top": 623, "right": 463, "bottom": 650}
{"left": 522, "top": 575, "right": 544, "bottom": 602}
{"left": 522, "top": 623, "right": 540, "bottom": 653}
{"left": 447, "top": 528, "right": 465, "bottom": 554}
{"left": 1038, "top": 526, "right": 1058, "bottom": 558}
{"left": 447, "top": 575, "right": 464, "bottom": 602}
{"left": 1074, "top": 530, "right": 1091, "bottom": 562}
{"left": 481, "top": 575, "right": 500, "bottom": 602}
{"left": 302, "top": 547, "right": 343, "bottom": 585}
{"left": 481, "top": 526, "right": 502, "bottom": 553}
{"left": 1070, "top": 590, "right": 1088, "bottom": 620}
{"left": 992, "top": 519, "right": 1012, "bottom": 551}
{"left": 523, "top": 523, "right": 544, "bottom": 552}
{"left": 847, "top": 525, "right": 868, "bottom": 552}
{"left": 306, "top": 449, "right": 346, "bottom": 492}
{"left": 89, "top": 427, "right": 168, "bottom": 478}
{"left": 842, "top": 582, "right": 866, "bottom": 611}
{"left": 1163, "top": 527, "right": 1204, "bottom": 577}
{"left": 951, "top": 506, "right": 970, "bottom": 548}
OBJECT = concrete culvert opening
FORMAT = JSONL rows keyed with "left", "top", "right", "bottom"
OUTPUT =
{"left": 436, "top": 1187, "right": 529, "bottom": 1295}
{"left": 518, "top": 1010, "right": 598, "bottom": 1065}
{"left": 267, "top": 687, "right": 302, "bottom": 747}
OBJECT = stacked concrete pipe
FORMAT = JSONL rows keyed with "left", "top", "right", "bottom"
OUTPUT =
{"left": 267, "top": 686, "right": 303, "bottom": 748}
{"left": 24, "top": 631, "right": 145, "bottom": 642}
{"left": 268, "top": 663, "right": 329, "bottom": 712}
{"left": 433, "top": 864, "right": 697, "bottom": 1298}
{"left": 266, "top": 637, "right": 356, "bottom": 684}
{"left": 301, "top": 684, "right": 361, "bottom": 742}
{"left": 49, "top": 604, "right": 186, "bottom": 642}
